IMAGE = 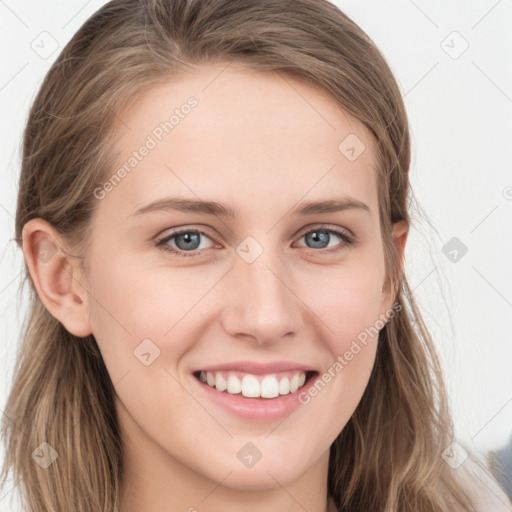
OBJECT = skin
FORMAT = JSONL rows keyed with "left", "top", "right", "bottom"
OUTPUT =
{"left": 22, "top": 62, "right": 407, "bottom": 512}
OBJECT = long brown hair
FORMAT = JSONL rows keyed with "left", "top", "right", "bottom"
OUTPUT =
{"left": 1, "top": 0, "right": 483, "bottom": 510}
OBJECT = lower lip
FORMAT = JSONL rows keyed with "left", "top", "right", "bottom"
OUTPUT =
{"left": 192, "top": 373, "right": 318, "bottom": 421}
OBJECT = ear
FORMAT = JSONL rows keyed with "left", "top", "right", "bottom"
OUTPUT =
{"left": 379, "top": 220, "right": 408, "bottom": 317}
{"left": 392, "top": 219, "right": 408, "bottom": 271}
{"left": 21, "top": 218, "right": 93, "bottom": 338}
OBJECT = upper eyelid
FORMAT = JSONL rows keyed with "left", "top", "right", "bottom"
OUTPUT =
{"left": 156, "top": 227, "right": 215, "bottom": 244}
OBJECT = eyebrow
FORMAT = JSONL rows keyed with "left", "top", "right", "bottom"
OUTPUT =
{"left": 129, "top": 196, "right": 371, "bottom": 218}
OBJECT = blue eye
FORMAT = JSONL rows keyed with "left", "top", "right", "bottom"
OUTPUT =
{"left": 156, "top": 225, "right": 354, "bottom": 258}
{"left": 297, "top": 227, "right": 353, "bottom": 251}
{"left": 156, "top": 229, "right": 214, "bottom": 258}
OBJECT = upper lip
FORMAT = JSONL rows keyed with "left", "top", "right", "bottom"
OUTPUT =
{"left": 193, "top": 360, "right": 318, "bottom": 375}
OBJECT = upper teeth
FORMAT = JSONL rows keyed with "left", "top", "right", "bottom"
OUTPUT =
{"left": 199, "top": 371, "right": 307, "bottom": 398}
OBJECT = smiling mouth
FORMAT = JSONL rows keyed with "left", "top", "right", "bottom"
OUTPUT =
{"left": 193, "top": 370, "right": 318, "bottom": 399}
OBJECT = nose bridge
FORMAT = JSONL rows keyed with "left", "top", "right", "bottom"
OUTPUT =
{"left": 223, "top": 238, "right": 299, "bottom": 343}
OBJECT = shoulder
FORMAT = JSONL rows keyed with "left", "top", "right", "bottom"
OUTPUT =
{"left": 458, "top": 457, "right": 512, "bottom": 512}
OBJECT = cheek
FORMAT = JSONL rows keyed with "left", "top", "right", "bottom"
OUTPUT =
{"left": 85, "top": 255, "right": 222, "bottom": 373}
{"left": 291, "top": 273, "right": 383, "bottom": 455}
{"left": 85, "top": 261, "right": 203, "bottom": 424}
{"left": 299, "top": 262, "right": 384, "bottom": 403}
{"left": 303, "top": 263, "right": 386, "bottom": 349}
{"left": 87, "top": 249, "right": 178, "bottom": 331}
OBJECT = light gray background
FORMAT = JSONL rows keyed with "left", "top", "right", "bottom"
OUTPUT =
{"left": 1, "top": 0, "right": 511, "bottom": 508}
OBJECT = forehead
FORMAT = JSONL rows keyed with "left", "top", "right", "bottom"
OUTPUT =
{"left": 102, "top": 63, "right": 380, "bottom": 223}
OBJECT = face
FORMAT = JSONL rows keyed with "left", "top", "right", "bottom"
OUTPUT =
{"left": 76, "top": 63, "right": 405, "bottom": 493}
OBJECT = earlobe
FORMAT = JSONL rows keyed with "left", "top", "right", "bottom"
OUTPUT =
{"left": 21, "top": 218, "right": 93, "bottom": 338}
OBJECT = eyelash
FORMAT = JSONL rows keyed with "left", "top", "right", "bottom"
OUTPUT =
{"left": 155, "top": 224, "right": 354, "bottom": 258}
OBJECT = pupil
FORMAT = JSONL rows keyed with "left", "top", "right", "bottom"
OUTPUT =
{"left": 307, "top": 231, "right": 329, "bottom": 249}
{"left": 177, "top": 232, "right": 200, "bottom": 250}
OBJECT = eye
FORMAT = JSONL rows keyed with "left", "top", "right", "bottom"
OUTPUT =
{"left": 156, "top": 229, "right": 217, "bottom": 258}
{"left": 155, "top": 224, "right": 354, "bottom": 258}
{"left": 294, "top": 225, "right": 354, "bottom": 254}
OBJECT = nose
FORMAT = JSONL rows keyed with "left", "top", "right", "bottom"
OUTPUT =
{"left": 220, "top": 245, "right": 301, "bottom": 346}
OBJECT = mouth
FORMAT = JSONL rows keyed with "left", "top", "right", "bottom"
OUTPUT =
{"left": 191, "top": 361, "right": 320, "bottom": 420}
{"left": 192, "top": 369, "right": 318, "bottom": 400}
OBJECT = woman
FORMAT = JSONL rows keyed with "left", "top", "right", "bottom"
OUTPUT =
{"left": 1, "top": 0, "right": 509, "bottom": 510}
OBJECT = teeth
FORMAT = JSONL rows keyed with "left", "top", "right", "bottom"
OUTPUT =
{"left": 199, "top": 370, "right": 308, "bottom": 399}
{"left": 215, "top": 373, "right": 227, "bottom": 392}
{"left": 278, "top": 377, "right": 290, "bottom": 395}
{"left": 290, "top": 374, "right": 300, "bottom": 393}
{"left": 260, "top": 376, "right": 279, "bottom": 398}
{"left": 241, "top": 375, "right": 260, "bottom": 398}
{"left": 227, "top": 374, "right": 242, "bottom": 394}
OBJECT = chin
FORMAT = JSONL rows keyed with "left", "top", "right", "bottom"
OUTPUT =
{"left": 200, "top": 447, "right": 311, "bottom": 491}
{"left": 217, "top": 465, "right": 305, "bottom": 491}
